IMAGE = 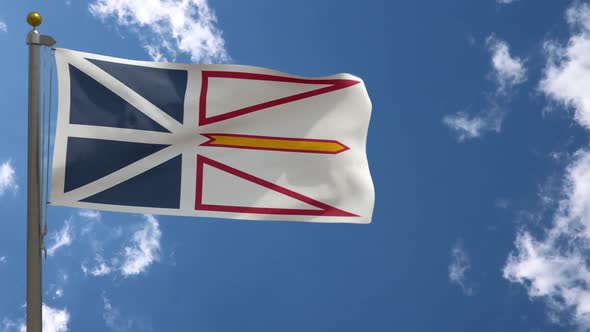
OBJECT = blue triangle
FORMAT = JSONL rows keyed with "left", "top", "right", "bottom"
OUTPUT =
{"left": 64, "top": 137, "right": 169, "bottom": 193}
{"left": 81, "top": 155, "right": 182, "bottom": 209}
{"left": 69, "top": 64, "right": 169, "bottom": 132}
{"left": 87, "top": 59, "right": 187, "bottom": 124}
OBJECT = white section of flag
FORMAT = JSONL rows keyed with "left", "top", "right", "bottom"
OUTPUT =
{"left": 205, "top": 77, "right": 331, "bottom": 119}
{"left": 200, "top": 161, "right": 323, "bottom": 211}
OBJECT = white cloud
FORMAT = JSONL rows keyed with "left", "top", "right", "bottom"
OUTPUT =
{"left": 0, "top": 256, "right": 6, "bottom": 264}
{"left": 102, "top": 295, "right": 127, "bottom": 331}
{"left": 103, "top": 295, "right": 119, "bottom": 329}
{"left": 42, "top": 305, "right": 70, "bottom": 332}
{"left": 449, "top": 240, "right": 474, "bottom": 296}
{"left": 443, "top": 107, "right": 503, "bottom": 141}
{"left": 0, "top": 22, "right": 6, "bottom": 33}
{"left": 1, "top": 317, "right": 22, "bottom": 332}
{"left": 504, "top": 3, "right": 590, "bottom": 329}
{"left": 92, "top": 263, "right": 112, "bottom": 276}
{"left": 78, "top": 209, "right": 101, "bottom": 220}
{"left": 487, "top": 36, "right": 527, "bottom": 92}
{"left": 54, "top": 288, "right": 64, "bottom": 299}
{"left": 444, "top": 36, "right": 525, "bottom": 141}
{"left": 78, "top": 210, "right": 105, "bottom": 236}
{"left": 496, "top": 198, "right": 510, "bottom": 209}
{"left": 59, "top": 270, "right": 69, "bottom": 283}
{"left": 497, "top": 0, "right": 518, "bottom": 4}
{"left": 82, "top": 254, "right": 113, "bottom": 277}
{"left": 442, "top": 113, "right": 487, "bottom": 141}
{"left": 0, "top": 160, "right": 18, "bottom": 195}
{"left": 80, "top": 215, "right": 162, "bottom": 278}
{"left": 144, "top": 44, "right": 167, "bottom": 62}
{"left": 89, "top": 0, "right": 228, "bottom": 63}
{"left": 540, "top": 3, "right": 590, "bottom": 130}
{"left": 4, "top": 305, "right": 70, "bottom": 332}
{"left": 47, "top": 221, "right": 72, "bottom": 256}
{"left": 47, "top": 271, "right": 68, "bottom": 300}
{"left": 102, "top": 294, "right": 150, "bottom": 331}
{"left": 505, "top": 151, "right": 590, "bottom": 328}
{"left": 46, "top": 271, "right": 68, "bottom": 301}
{"left": 120, "top": 214, "right": 161, "bottom": 277}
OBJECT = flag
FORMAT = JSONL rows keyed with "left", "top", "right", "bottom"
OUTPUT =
{"left": 50, "top": 48, "right": 374, "bottom": 223}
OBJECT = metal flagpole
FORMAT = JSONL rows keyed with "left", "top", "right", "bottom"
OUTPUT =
{"left": 25, "top": 12, "right": 55, "bottom": 332}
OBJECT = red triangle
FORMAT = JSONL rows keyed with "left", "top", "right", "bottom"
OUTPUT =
{"left": 194, "top": 155, "right": 357, "bottom": 216}
{"left": 198, "top": 71, "right": 359, "bottom": 126}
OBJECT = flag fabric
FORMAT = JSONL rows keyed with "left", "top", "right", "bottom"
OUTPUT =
{"left": 50, "top": 48, "right": 374, "bottom": 223}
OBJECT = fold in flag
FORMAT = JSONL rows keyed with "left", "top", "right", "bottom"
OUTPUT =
{"left": 50, "top": 49, "right": 374, "bottom": 223}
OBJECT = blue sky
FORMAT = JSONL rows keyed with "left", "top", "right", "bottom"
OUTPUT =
{"left": 2, "top": 0, "right": 590, "bottom": 331}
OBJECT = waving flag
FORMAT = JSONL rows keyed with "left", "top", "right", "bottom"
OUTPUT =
{"left": 50, "top": 49, "right": 374, "bottom": 223}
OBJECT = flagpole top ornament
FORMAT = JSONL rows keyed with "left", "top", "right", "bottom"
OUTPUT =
{"left": 26, "top": 12, "right": 42, "bottom": 28}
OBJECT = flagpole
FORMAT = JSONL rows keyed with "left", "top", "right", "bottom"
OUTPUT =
{"left": 26, "top": 12, "right": 55, "bottom": 332}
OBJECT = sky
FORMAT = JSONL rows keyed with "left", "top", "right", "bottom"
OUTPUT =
{"left": 3, "top": 0, "right": 590, "bottom": 331}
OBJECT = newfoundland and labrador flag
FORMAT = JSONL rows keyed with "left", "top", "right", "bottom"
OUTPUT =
{"left": 50, "top": 49, "right": 374, "bottom": 223}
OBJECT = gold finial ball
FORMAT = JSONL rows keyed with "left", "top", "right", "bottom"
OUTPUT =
{"left": 26, "top": 12, "right": 42, "bottom": 27}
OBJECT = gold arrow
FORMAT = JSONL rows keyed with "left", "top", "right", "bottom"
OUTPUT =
{"left": 201, "top": 134, "right": 349, "bottom": 154}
